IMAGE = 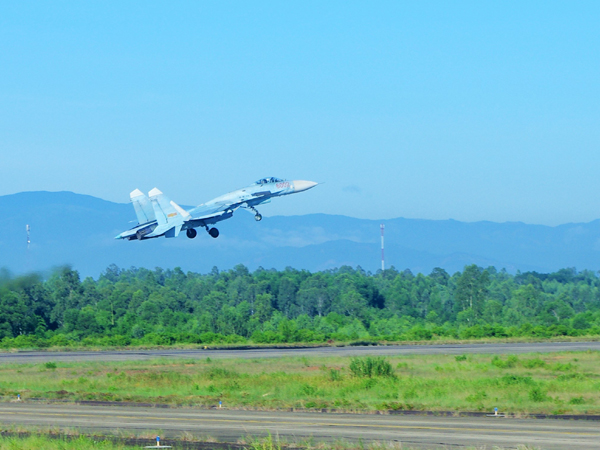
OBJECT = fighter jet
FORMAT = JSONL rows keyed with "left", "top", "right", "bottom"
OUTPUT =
{"left": 115, "top": 177, "right": 318, "bottom": 241}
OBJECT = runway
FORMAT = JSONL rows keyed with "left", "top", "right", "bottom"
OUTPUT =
{"left": 0, "top": 341, "right": 598, "bottom": 364}
{"left": 0, "top": 403, "right": 596, "bottom": 449}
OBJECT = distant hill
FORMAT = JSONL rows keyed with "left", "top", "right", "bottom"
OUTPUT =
{"left": 1, "top": 191, "right": 599, "bottom": 278}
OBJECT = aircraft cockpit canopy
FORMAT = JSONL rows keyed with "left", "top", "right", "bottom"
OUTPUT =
{"left": 254, "top": 177, "right": 285, "bottom": 185}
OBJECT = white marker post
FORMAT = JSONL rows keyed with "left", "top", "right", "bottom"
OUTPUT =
{"left": 144, "top": 436, "right": 172, "bottom": 448}
{"left": 486, "top": 407, "right": 505, "bottom": 418}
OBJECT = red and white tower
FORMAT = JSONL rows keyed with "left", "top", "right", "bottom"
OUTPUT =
{"left": 380, "top": 224, "right": 385, "bottom": 271}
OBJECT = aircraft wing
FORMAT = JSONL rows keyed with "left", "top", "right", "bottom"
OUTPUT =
{"left": 185, "top": 201, "right": 241, "bottom": 227}
{"left": 185, "top": 192, "right": 270, "bottom": 224}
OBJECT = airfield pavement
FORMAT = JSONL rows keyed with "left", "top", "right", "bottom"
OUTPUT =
{"left": 0, "top": 403, "right": 597, "bottom": 449}
{"left": 1, "top": 341, "right": 600, "bottom": 363}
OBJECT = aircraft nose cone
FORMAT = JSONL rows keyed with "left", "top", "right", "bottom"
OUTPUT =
{"left": 293, "top": 180, "right": 318, "bottom": 192}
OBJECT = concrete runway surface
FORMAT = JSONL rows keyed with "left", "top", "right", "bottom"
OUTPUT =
{"left": 0, "top": 403, "right": 597, "bottom": 449}
{"left": 0, "top": 341, "right": 599, "bottom": 364}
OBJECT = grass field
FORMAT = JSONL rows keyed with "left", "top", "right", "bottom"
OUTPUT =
{"left": 0, "top": 433, "right": 544, "bottom": 450}
{"left": 0, "top": 351, "right": 598, "bottom": 415}
{"left": 0, "top": 435, "right": 135, "bottom": 450}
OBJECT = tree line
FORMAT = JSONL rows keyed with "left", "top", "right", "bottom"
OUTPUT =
{"left": 0, "top": 263, "right": 599, "bottom": 348}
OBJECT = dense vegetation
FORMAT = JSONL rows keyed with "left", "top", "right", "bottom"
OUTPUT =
{"left": 1, "top": 264, "right": 600, "bottom": 348}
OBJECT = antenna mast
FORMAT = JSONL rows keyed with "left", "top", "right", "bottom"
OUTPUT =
{"left": 26, "top": 224, "right": 30, "bottom": 250}
{"left": 380, "top": 224, "right": 385, "bottom": 271}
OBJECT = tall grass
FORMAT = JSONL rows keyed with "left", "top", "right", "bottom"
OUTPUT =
{"left": 0, "top": 435, "right": 136, "bottom": 450}
{"left": 0, "top": 351, "right": 598, "bottom": 415}
{"left": 349, "top": 357, "right": 395, "bottom": 378}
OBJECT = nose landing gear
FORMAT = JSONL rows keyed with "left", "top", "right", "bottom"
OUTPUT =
{"left": 186, "top": 228, "right": 197, "bottom": 239}
{"left": 248, "top": 205, "right": 262, "bottom": 221}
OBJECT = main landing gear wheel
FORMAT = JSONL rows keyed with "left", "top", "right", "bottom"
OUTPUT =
{"left": 186, "top": 228, "right": 197, "bottom": 239}
{"left": 208, "top": 227, "right": 219, "bottom": 238}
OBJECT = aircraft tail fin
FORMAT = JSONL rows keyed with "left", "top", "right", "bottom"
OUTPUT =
{"left": 148, "top": 188, "right": 190, "bottom": 237}
{"left": 130, "top": 189, "right": 156, "bottom": 224}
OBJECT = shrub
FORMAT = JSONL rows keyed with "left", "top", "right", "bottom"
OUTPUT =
{"left": 466, "top": 391, "right": 487, "bottom": 403}
{"left": 48, "top": 334, "right": 74, "bottom": 347}
{"left": 199, "top": 332, "right": 226, "bottom": 344}
{"left": 349, "top": 356, "right": 394, "bottom": 378}
{"left": 44, "top": 362, "right": 57, "bottom": 370}
{"left": 405, "top": 326, "right": 433, "bottom": 341}
{"left": 552, "top": 363, "right": 575, "bottom": 372}
{"left": 528, "top": 387, "right": 548, "bottom": 402}
{"left": 557, "top": 373, "right": 585, "bottom": 381}
{"left": 491, "top": 355, "right": 518, "bottom": 369}
{"left": 206, "top": 367, "right": 239, "bottom": 380}
{"left": 328, "top": 369, "right": 342, "bottom": 382}
{"left": 251, "top": 330, "right": 283, "bottom": 344}
{"left": 522, "top": 358, "right": 547, "bottom": 369}
{"left": 300, "top": 384, "right": 317, "bottom": 396}
{"left": 455, "top": 354, "right": 467, "bottom": 362}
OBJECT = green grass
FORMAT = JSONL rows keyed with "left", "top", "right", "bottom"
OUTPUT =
{"left": 0, "top": 435, "right": 137, "bottom": 450}
{"left": 0, "top": 433, "right": 543, "bottom": 450}
{"left": 0, "top": 351, "right": 599, "bottom": 415}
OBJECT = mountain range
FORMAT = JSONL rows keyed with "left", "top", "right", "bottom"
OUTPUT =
{"left": 1, "top": 191, "right": 599, "bottom": 278}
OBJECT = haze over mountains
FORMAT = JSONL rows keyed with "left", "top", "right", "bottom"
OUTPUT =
{"left": 1, "top": 191, "right": 600, "bottom": 278}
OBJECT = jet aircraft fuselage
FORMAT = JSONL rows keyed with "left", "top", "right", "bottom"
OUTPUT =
{"left": 115, "top": 177, "right": 317, "bottom": 241}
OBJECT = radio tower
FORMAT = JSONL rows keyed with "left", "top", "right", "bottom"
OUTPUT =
{"left": 380, "top": 224, "right": 385, "bottom": 271}
{"left": 26, "top": 224, "right": 30, "bottom": 250}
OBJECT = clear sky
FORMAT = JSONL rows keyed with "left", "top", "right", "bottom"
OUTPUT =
{"left": 1, "top": 1, "right": 599, "bottom": 225}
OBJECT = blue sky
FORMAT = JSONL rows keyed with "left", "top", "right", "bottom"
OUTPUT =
{"left": 1, "top": 1, "right": 599, "bottom": 225}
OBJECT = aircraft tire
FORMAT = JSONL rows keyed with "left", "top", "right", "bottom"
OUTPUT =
{"left": 255, "top": 214, "right": 262, "bottom": 222}
{"left": 186, "top": 228, "right": 197, "bottom": 239}
{"left": 209, "top": 228, "right": 219, "bottom": 238}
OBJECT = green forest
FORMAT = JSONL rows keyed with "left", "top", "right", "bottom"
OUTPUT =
{"left": 0, "top": 263, "right": 600, "bottom": 348}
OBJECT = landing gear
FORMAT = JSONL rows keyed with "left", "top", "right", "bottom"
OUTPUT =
{"left": 204, "top": 225, "right": 219, "bottom": 238}
{"left": 248, "top": 205, "right": 262, "bottom": 222}
{"left": 186, "top": 228, "right": 197, "bottom": 239}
